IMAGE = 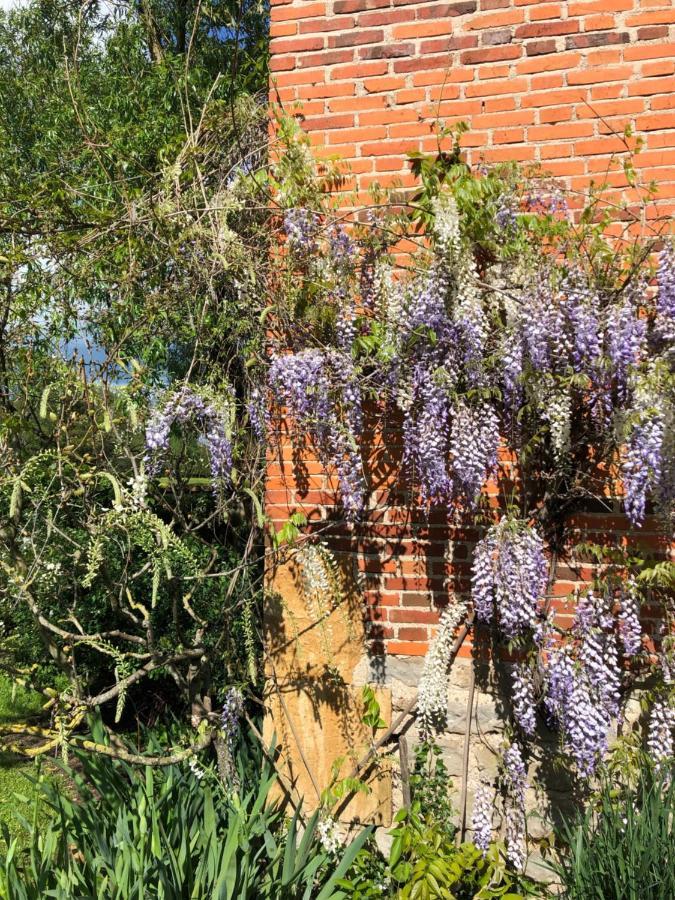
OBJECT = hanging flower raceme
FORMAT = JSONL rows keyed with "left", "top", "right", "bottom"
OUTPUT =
{"left": 647, "top": 695, "right": 675, "bottom": 767}
{"left": 449, "top": 400, "right": 499, "bottom": 508}
{"left": 655, "top": 243, "right": 675, "bottom": 349}
{"left": 417, "top": 601, "right": 467, "bottom": 735}
{"left": 471, "top": 783, "right": 494, "bottom": 855}
{"left": 268, "top": 349, "right": 365, "bottom": 517}
{"left": 622, "top": 402, "right": 665, "bottom": 527}
{"left": 511, "top": 661, "right": 537, "bottom": 737}
{"left": 145, "top": 386, "right": 233, "bottom": 488}
{"left": 502, "top": 742, "right": 528, "bottom": 872}
{"left": 471, "top": 519, "right": 549, "bottom": 639}
{"left": 283, "top": 207, "right": 320, "bottom": 255}
{"left": 618, "top": 577, "right": 642, "bottom": 656}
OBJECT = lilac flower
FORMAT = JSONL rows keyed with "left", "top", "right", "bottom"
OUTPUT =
{"left": 607, "top": 297, "right": 647, "bottom": 396}
{"left": 403, "top": 362, "right": 453, "bottom": 504}
{"left": 512, "top": 662, "right": 537, "bottom": 736}
{"left": 471, "top": 783, "right": 494, "bottom": 855}
{"left": 268, "top": 350, "right": 365, "bottom": 517}
{"left": 544, "top": 644, "right": 612, "bottom": 778}
{"left": 618, "top": 578, "right": 642, "bottom": 656}
{"left": 501, "top": 333, "right": 523, "bottom": 410}
{"left": 564, "top": 275, "right": 601, "bottom": 372}
{"left": 449, "top": 400, "right": 499, "bottom": 507}
{"left": 503, "top": 742, "right": 527, "bottom": 871}
{"left": 647, "top": 697, "right": 675, "bottom": 767}
{"left": 283, "top": 207, "right": 320, "bottom": 254}
{"left": 470, "top": 520, "right": 548, "bottom": 638}
{"left": 222, "top": 686, "right": 244, "bottom": 743}
{"left": 623, "top": 406, "right": 665, "bottom": 526}
{"left": 145, "top": 386, "right": 233, "bottom": 487}
{"left": 655, "top": 243, "right": 675, "bottom": 347}
{"left": 247, "top": 387, "right": 268, "bottom": 443}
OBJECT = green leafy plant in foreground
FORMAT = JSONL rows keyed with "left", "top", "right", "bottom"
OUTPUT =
{"left": 339, "top": 803, "right": 540, "bottom": 899}
{"left": 0, "top": 721, "right": 371, "bottom": 900}
{"left": 552, "top": 762, "right": 675, "bottom": 900}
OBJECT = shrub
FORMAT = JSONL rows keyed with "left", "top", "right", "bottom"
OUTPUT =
{"left": 553, "top": 763, "right": 675, "bottom": 899}
{"left": 0, "top": 723, "right": 370, "bottom": 899}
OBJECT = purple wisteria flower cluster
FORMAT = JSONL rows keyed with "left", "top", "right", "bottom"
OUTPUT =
{"left": 622, "top": 403, "right": 665, "bottom": 527}
{"left": 471, "top": 518, "right": 548, "bottom": 639}
{"left": 471, "top": 783, "right": 494, "bottom": 855}
{"left": 145, "top": 386, "right": 233, "bottom": 487}
{"left": 268, "top": 349, "right": 365, "bottom": 517}
{"left": 502, "top": 742, "right": 528, "bottom": 871}
{"left": 283, "top": 207, "right": 320, "bottom": 255}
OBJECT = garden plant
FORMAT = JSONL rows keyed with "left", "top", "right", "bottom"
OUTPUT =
{"left": 0, "top": 1, "right": 673, "bottom": 898}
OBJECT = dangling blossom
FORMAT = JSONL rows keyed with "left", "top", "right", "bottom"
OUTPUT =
{"left": 471, "top": 519, "right": 548, "bottom": 639}
{"left": 145, "top": 386, "right": 233, "bottom": 487}
{"left": 449, "top": 400, "right": 499, "bottom": 508}
{"left": 471, "top": 783, "right": 494, "bottom": 855}
{"left": 607, "top": 296, "right": 646, "bottom": 397}
{"left": 502, "top": 742, "right": 527, "bottom": 872}
{"left": 618, "top": 578, "right": 642, "bottom": 656}
{"left": 418, "top": 601, "right": 467, "bottom": 735}
{"left": 622, "top": 403, "right": 665, "bottom": 527}
{"left": 283, "top": 207, "right": 320, "bottom": 254}
{"left": 647, "top": 696, "right": 675, "bottom": 768}
{"left": 403, "top": 363, "right": 453, "bottom": 504}
{"left": 655, "top": 243, "right": 675, "bottom": 348}
{"left": 268, "top": 350, "right": 365, "bottom": 516}
{"left": 511, "top": 661, "right": 537, "bottom": 736}
{"left": 544, "top": 642, "right": 612, "bottom": 778}
{"left": 565, "top": 274, "right": 601, "bottom": 373}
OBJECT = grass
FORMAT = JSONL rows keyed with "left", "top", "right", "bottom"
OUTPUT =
{"left": 0, "top": 676, "right": 50, "bottom": 849}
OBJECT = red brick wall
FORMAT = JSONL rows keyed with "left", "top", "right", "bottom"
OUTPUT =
{"left": 271, "top": 0, "right": 675, "bottom": 217}
{"left": 267, "top": 0, "right": 675, "bottom": 658}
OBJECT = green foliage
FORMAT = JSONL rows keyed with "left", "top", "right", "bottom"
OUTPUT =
{"left": 409, "top": 740, "right": 456, "bottom": 840}
{"left": 0, "top": 720, "right": 372, "bottom": 899}
{"left": 340, "top": 804, "right": 540, "bottom": 899}
{"left": 553, "top": 763, "right": 675, "bottom": 900}
{"left": 361, "top": 685, "right": 386, "bottom": 731}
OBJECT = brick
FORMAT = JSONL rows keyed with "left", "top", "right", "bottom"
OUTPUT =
{"left": 364, "top": 75, "right": 407, "bottom": 92}
{"left": 637, "top": 112, "right": 675, "bottom": 131}
{"left": 568, "top": 0, "right": 633, "bottom": 13}
{"left": 567, "top": 65, "right": 634, "bottom": 85}
{"left": 397, "top": 626, "right": 429, "bottom": 641}
{"left": 277, "top": 2, "right": 326, "bottom": 20}
{"left": 359, "top": 8, "right": 416, "bottom": 26}
{"left": 416, "top": 2, "right": 478, "bottom": 17}
{"left": 626, "top": 9, "right": 675, "bottom": 27}
{"left": 271, "top": 36, "right": 324, "bottom": 54}
{"left": 303, "top": 113, "right": 355, "bottom": 131}
{"left": 482, "top": 28, "right": 513, "bottom": 45}
{"left": 334, "top": 0, "right": 387, "bottom": 12}
{"left": 565, "top": 32, "right": 629, "bottom": 49}
{"left": 529, "top": 3, "right": 563, "bottom": 20}
{"left": 298, "top": 16, "right": 354, "bottom": 34}
{"left": 460, "top": 45, "right": 522, "bottom": 64}
{"left": 465, "top": 8, "right": 525, "bottom": 28}
{"left": 269, "top": 55, "right": 295, "bottom": 72}
{"left": 360, "top": 42, "right": 416, "bottom": 59}
{"left": 331, "top": 60, "right": 388, "bottom": 79}
{"left": 637, "top": 26, "right": 670, "bottom": 41}
{"left": 394, "top": 20, "right": 453, "bottom": 39}
{"left": 270, "top": 22, "right": 297, "bottom": 38}
{"left": 628, "top": 76, "right": 675, "bottom": 96}
{"left": 514, "top": 21, "right": 579, "bottom": 38}
{"left": 386, "top": 641, "right": 428, "bottom": 656}
{"left": 297, "top": 49, "right": 354, "bottom": 68}
{"left": 528, "top": 122, "right": 595, "bottom": 141}
{"left": 329, "top": 29, "right": 384, "bottom": 48}
{"left": 516, "top": 52, "right": 582, "bottom": 73}
{"left": 526, "top": 39, "right": 556, "bottom": 56}
{"left": 465, "top": 76, "right": 529, "bottom": 97}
